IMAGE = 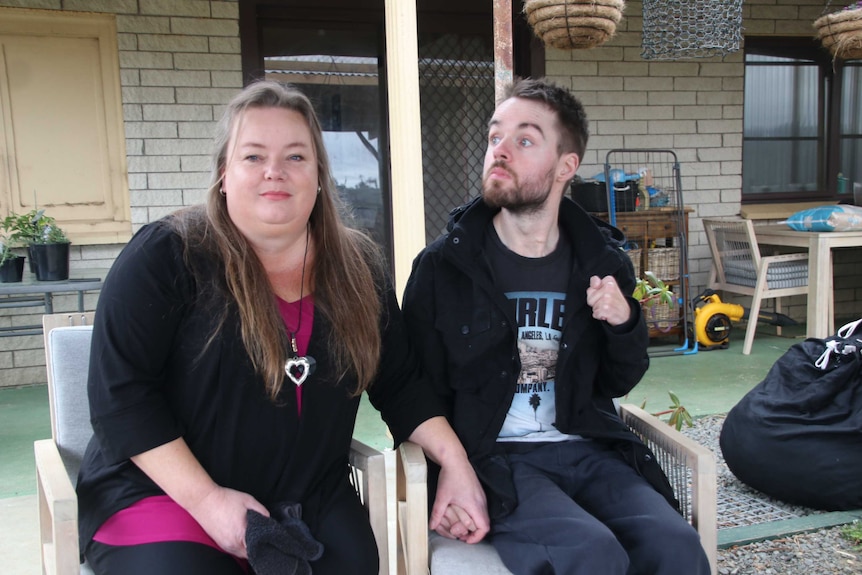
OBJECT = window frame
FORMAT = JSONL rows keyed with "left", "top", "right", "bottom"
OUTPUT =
{"left": 742, "top": 36, "right": 858, "bottom": 204}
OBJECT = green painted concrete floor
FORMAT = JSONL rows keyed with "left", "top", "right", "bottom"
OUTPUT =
{"left": 0, "top": 322, "right": 810, "bottom": 500}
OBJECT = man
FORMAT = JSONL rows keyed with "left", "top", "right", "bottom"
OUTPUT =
{"left": 402, "top": 78, "right": 710, "bottom": 575}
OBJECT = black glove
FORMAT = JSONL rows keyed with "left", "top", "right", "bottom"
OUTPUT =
{"left": 245, "top": 503, "right": 324, "bottom": 575}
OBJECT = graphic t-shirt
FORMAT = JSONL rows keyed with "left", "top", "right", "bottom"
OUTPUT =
{"left": 485, "top": 223, "right": 578, "bottom": 443}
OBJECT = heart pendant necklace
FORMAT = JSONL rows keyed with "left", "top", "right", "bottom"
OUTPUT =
{"left": 284, "top": 224, "right": 316, "bottom": 387}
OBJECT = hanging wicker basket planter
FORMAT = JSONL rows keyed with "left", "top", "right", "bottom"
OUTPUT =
{"left": 524, "top": 0, "right": 625, "bottom": 51}
{"left": 814, "top": 6, "right": 862, "bottom": 60}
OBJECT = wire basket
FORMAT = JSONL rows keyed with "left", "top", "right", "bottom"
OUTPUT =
{"left": 625, "top": 248, "right": 642, "bottom": 278}
{"left": 642, "top": 298, "right": 676, "bottom": 331}
{"left": 523, "top": 0, "right": 625, "bottom": 50}
{"left": 647, "top": 247, "right": 679, "bottom": 281}
{"left": 641, "top": 0, "right": 743, "bottom": 60}
{"left": 815, "top": 7, "right": 862, "bottom": 61}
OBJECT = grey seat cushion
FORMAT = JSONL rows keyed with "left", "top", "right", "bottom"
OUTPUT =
{"left": 429, "top": 532, "right": 513, "bottom": 575}
{"left": 47, "top": 325, "right": 94, "bottom": 485}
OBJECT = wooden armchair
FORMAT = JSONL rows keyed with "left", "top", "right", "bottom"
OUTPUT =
{"left": 395, "top": 404, "right": 717, "bottom": 575}
{"left": 34, "top": 312, "right": 394, "bottom": 575}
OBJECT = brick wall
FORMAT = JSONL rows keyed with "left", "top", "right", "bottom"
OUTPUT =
{"left": 550, "top": 0, "right": 862, "bottom": 327}
{"left": 0, "top": 0, "right": 859, "bottom": 387}
{"left": 0, "top": 0, "right": 240, "bottom": 387}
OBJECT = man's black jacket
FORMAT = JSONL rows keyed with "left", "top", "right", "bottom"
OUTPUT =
{"left": 402, "top": 196, "right": 677, "bottom": 519}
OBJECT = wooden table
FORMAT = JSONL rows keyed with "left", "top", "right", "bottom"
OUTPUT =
{"left": 753, "top": 225, "right": 862, "bottom": 339}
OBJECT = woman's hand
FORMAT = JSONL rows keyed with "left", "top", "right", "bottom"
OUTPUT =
{"left": 131, "top": 437, "right": 269, "bottom": 559}
{"left": 187, "top": 485, "right": 270, "bottom": 558}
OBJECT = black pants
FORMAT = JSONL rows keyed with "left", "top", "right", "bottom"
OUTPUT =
{"left": 86, "top": 478, "right": 379, "bottom": 575}
{"left": 491, "top": 440, "right": 710, "bottom": 575}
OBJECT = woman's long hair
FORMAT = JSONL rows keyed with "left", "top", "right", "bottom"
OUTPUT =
{"left": 171, "top": 80, "right": 383, "bottom": 400}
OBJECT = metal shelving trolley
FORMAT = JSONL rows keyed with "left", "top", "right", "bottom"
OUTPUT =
{"left": 602, "top": 149, "right": 696, "bottom": 356}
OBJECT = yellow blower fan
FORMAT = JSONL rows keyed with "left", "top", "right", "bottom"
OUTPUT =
{"left": 692, "top": 290, "right": 798, "bottom": 350}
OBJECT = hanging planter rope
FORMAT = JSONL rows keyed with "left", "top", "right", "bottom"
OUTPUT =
{"left": 523, "top": 0, "right": 625, "bottom": 51}
{"left": 814, "top": 4, "right": 862, "bottom": 61}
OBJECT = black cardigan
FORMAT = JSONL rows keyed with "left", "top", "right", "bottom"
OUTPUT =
{"left": 77, "top": 219, "right": 442, "bottom": 556}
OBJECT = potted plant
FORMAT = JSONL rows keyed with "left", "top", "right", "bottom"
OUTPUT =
{"left": 0, "top": 215, "right": 26, "bottom": 283}
{"left": 633, "top": 271, "right": 676, "bottom": 331}
{"left": 11, "top": 209, "right": 70, "bottom": 281}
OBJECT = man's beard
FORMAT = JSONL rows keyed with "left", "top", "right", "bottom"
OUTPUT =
{"left": 482, "top": 162, "right": 555, "bottom": 215}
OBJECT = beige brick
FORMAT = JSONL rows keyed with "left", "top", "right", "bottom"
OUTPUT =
{"left": 597, "top": 119, "right": 647, "bottom": 135}
{"left": 0, "top": 352, "right": 13, "bottom": 370}
{"left": 145, "top": 138, "right": 213, "bottom": 155}
{"left": 0, "top": 366, "right": 47, "bottom": 387}
{"left": 211, "top": 71, "right": 242, "bottom": 88}
{"left": 545, "top": 47, "right": 572, "bottom": 62}
{"left": 648, "top": 63, "right": 700, "bottom": 77}
{"left": 138, "top": 34, "right": 209, "bottom": 53}
{"left": 623, "top": 134, "right": 674, "bottom": 148}
{"left": 117, "top": 33, "right": 138, "bottom": 51}
{"left": 776, "top": 20, "right": 819, "bottom": 35}
{"left": 142, "top": 69, "right": 212, "bottom": 87}
{"left": 595, "top": 91, "right": 648, "bottom": 106}
{"left": 647, "top": 119, "right": 697, "bottom": 134}
{"left": 142, "top": 104, "right": 212, "bottom": 122}
{"left": 119, "top": 51, "right": 174, "bottom": 70}
{"left": 135, "top": 189, "right": 185, "bottom": 206}
{"left": 130, "top": 207, "right": 149, "bottom": 224}
{"left": 149, "top": 206, "right": 184, "bottom": 221}
{"left": 698, "top": 119, "right": 742, "bottom": 134}
{"left": 742, "top": 20, "right": 776, "bottom": 34}
{"left": 148, "top": 172, "right": 208, "bottom": 190}
{"left": 588, "top": 106, "right": 625, "bottom": 120}
{"left": 141, "top": 0, "right": 210, "bottom": 17}
{"left": 170, "top": 17, "right": 238, "bottom": 37}
{"left": 722, "top": 77, "right": 744, "bottom": 91}
{"left": 183, "top": 188, "right": 209, "bottom": 205}
{"left": 674, "top": 134, "right": 722, "bottom": 148}
{"left": 721, "top": 161, "right": 742, "bottom": 175}
{"left": 120, "top": 69, "right": 141, "bottom": 87}
{"left": 574, "top": 47, "right": 624, "bottom": 62}
{"left": 598, "top": 62, "right": 650, "bottom": 76}
{"left": 696, "top": 175, "right": 741, "bottom": 190}
{"left": 116, "top": 15, "right": 171, "bottom": 34}
{"left": 684, "top": 161, "right": 721, "bottom": 176}
{"left": 648, "top": 92, "right": 696, "bottom": 106}
{"left": 127, "top": 155, "right": 181, "bottom": 173}
{"left": 176, "top": 87, "right": 238, "bottom": 104}
{"left": 672, "top": 77, "right": 722, "bottom": 91}
{"left": 697, "top": 147, "right": 742, "bottom": 162}
{"left": 546, "top": 61, "right": 596, "bottom": 76}
{"left": 127, "top": 173, "right": 148, "bottom": 189}
{"left": 626, "top": 105, "right": 673, "bottom": 120}
{"left": 573, "top": 76, "right": 623, "bottom": 92}
{"left": 0, "top": 0, "right": 60, "bottom": 9}
{"left": 64, "top": 0, "right": 137, "bottom": 13}
{"left": 174, "top": 53, "right": 241, "bottom": 71}
{"left": 125, "top": 121, "right": 178, "bottom": 139}
{"left": 751, "top": 5, "right": 798, "bottom": 19}
{"left": 13, "top": 348, "right": 46, "bottom": 368}
{"left": 587, "top": 135, "right": 625, "bottom": 151}
{"left": 723, "top": 105, "right": 743, "bottom": 120}
{"left": 180, "top": 155, "right": 211, "bottom": 172}
{"left": 123, "top": 104, "right": 143, "bottom": 122}
{"left": 697, "top": 91, "right": 743, "bottom": 106}
{"left": 209, "top": 36, "right": 240, "bottom": 54}
{"left": 675, "top": 105, "right": 722, "bottom": 120}
{"left": 178, "top": 122, "right": 217, "bottom": 138}
{"left": 624, "top": 77, "right": 673, "bottom": 92}
{"left": 122, "top": 86, "right": 176, "bottom": 104}
{"left": 700, "top": 63, "right": 743, "bottom": 77}
{"left": 212, "top": 2, "right": 239, "bottom": 20}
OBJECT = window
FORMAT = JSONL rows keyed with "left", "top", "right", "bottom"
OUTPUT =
{"left": 743, "top": 37, "right": 861, "bottom": 202}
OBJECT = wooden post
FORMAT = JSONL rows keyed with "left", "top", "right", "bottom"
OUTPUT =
{"left": 384, "top": 0, "right": 426, "bottom": 301}
{"left": 493, "top": 0, "right": 514, "bottom": 102}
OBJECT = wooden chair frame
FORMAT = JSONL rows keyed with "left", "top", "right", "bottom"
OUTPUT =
{"left": 396, "top": 404, "right": 718, "bottom": 575}
{"left": 35, "top": 312, "right": 394, "bottom": 575}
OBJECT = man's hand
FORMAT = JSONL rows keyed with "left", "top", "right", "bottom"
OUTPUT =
{"left": 430, "top": 460, "right": 490, "bottom": 544}
{"left": 586, "top": 275, "right": 631, "bottom": 326}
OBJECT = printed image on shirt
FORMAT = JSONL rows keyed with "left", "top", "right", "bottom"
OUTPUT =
{"left": 499, "top": 290, "right": 567, "bottom": 441}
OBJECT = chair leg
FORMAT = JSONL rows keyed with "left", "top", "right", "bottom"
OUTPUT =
{"left": 743, "top": 291, "right": 765, "bottom": 355}
{"left": 774, "top": 297, "right": 782, "bottom": 338}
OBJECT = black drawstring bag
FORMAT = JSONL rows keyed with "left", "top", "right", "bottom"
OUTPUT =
{"left": 720, "top": 319, "right": 862, "bottom": 511}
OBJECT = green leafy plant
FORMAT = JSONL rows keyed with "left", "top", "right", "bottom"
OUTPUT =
{"left": 8, "top": 209, "right": 68, "bottom": 245}
{"left": 641, "top": 391, "right": 693, "bottom": 431}
{"left": 841, "top": 521, "right": 862, "bottom": 551}
{"left": 0, "top": 215, "right": 26, "bottom": 265}
{"left": 633, "top": 271, "right": 674, "bottom": 307}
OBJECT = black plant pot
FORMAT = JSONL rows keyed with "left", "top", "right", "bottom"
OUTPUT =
{"left": 27, "top": 245, "right": 37, "bottom": 273}
{"left": 30, "top": 243, "right": 70, "bottom": 281}
{"left": 0, "top": 255, "right": 25, "bottom": 283}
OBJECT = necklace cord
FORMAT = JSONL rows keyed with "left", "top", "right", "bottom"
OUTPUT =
{"left": 288, "top": 223, "right": 311, "bottom": 340}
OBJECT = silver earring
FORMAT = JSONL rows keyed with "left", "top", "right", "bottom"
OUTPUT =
{"left": 219, "top": 186, "right": 226, "bottom": 197}
{"left": 317, "top": 186, "right": 322, "bottom": 195}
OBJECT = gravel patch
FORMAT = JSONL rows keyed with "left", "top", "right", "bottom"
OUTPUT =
{"left": 680, "top": 415, "right": 862, "bottom": 574}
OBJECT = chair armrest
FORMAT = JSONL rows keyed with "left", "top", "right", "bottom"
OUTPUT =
{"left": 350, "top": 439, "right": 395, "bottom": 575}
{"left": 397, "top": 441, "right": 429, "bottom": 575}
{"left": 619, "top": 404, "right": 717, "bottom": 575}
{"left": 34, "top": 438, "right": 80, "bottom": 575}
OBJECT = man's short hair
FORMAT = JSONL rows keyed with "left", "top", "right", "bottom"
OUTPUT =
{"left": 501, "top": 77, "right": 589, "bottom": 160}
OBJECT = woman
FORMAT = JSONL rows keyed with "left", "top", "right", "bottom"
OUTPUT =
{"left": 77, "top": 80, "right": 488, "bottom": 575}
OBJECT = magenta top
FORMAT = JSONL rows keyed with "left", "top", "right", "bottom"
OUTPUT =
{"left": 92, "top": 296, "right": 315, "bottom": 563}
